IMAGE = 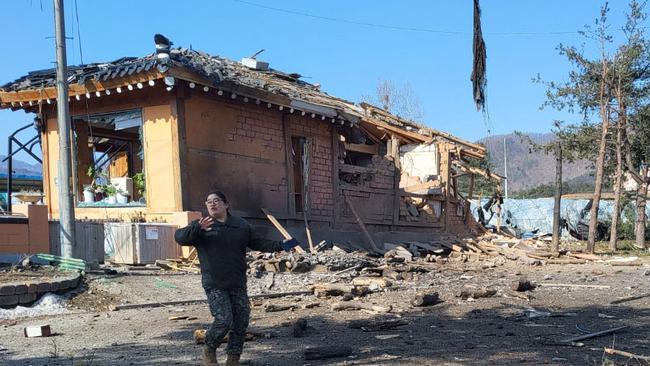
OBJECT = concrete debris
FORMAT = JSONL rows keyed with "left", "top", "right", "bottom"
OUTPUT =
{"left": 24, "top": 325, "right": 51, "bottom": 338}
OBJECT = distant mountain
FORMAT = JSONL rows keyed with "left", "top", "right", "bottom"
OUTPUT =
{"left": 477, "top": 133, "right": 594, "bottom": 193}
{"left": 0, "top": 155, "right": 42, "bottom": 176}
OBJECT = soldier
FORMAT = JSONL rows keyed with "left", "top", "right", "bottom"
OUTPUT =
{"left": 175, "top": 190, "right": 299, "bottom": 366}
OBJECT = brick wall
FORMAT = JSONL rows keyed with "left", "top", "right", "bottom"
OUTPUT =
{"left": 184, "top": 94, "right": 334, "bottom": 219}
{"left": 229, "top": 108, "right": 285, "bottom": 153}
{"left": 184, "top": 95, "right": 289, "bottom": 215}
{"left": 288, "top": 115, "right": 333, "bottom": 219}
{"left": 340, "top": 155, "right": 395, "bottom": 225}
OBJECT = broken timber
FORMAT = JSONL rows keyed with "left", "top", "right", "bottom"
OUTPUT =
{"left": 560, "top": 326, "right": 627, "bottom": 343}
{"left": 260, "top": 208, "right": 305, "bottom": 253}
{"left": 331, "top": 301, "right": 392, "bottom": 313}
{"left": 604, "top": 347, "right": 650, "bottom": 361}
{"left": 344, "top": 195, "right": 383, "bottom": 254}
{"left": 348, "top": 318, "right": 408, "bottom": 331}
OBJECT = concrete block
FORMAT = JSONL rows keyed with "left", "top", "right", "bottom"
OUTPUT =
{"left": 19, "top": 293, "right": 37, "bottom": 304}
{"left": 24, "top": 324, "right": 51, "bottom": 337}
{"left": 67, "top": 275, "right": 81, "bottom": 288}
{"left": 27, "top": 283, "right": 38, "bottom": 293}
{"left": 0, "top": 285, "right": 15, "bottom": 296}
{"left": 14, "top": 284, "right": 28, "bottom": 295}
{"left": 62, "top": 277, "right": 79, "bottom": 290}
{"left": 36, "top": 282, "right": 51, "bottom": 293}
{"left": 49, "top": 281, "right": 60, "bottom": 292}
{"left": 0, "top": 295, "right": 19, "bottom": 306}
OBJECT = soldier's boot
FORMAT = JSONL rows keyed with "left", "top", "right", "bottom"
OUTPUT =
{"left": 203, "top": 345, "right": 218, "bottom": 366}
{"left": 225, "top": 354, "right": 240, "bottom": 366}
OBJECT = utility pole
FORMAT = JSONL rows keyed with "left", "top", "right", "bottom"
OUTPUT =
{"left": 54, "top": 0, "right": 76, "bottom": 258}
{"left": 503, "top": 137, "right": 508, "bottom": 201}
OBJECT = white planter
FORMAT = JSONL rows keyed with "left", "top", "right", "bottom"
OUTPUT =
{"left": 106, "top": 196, "right": 117, "bottom": 204}
{"left": 83, "top": 189, "right": 95, "bottom": 203}
{"left": 116, "top": 193, "right": 128, "bottom": 204}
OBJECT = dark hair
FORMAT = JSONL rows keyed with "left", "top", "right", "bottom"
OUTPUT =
{"left": 206, "top": 190, "right": 228, "bottom": 204}
{"left": 205, "top": 190, "right": 228, "bottom": 203}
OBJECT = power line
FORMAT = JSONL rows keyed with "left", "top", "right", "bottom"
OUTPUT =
{"left": 231, "top": 0, "right": 580, "bottom": 37}
{"left": 73, "top": 0, "right": 84, "bottom": 64}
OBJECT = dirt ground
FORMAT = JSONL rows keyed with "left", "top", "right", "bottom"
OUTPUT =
{"left": 1, "top": 252, "right": 649, "bottom": 366}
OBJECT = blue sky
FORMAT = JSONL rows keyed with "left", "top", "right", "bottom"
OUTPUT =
{"left": 0, "top": 0, "right": 640, "bottom": 162}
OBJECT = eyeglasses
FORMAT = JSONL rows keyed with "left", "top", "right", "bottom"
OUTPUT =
{"left": 205, "top": 199, "right": 224, "bottom": 205}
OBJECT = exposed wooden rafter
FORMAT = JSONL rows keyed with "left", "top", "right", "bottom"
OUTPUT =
{"left": 452, "top": 159, "right": 504, "bottom": 182}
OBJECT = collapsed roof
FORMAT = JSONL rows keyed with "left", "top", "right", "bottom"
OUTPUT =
{"left": 0, "top": 35, "right": 486, "bottom": 158}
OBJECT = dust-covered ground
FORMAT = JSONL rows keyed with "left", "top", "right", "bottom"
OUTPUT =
{"left": 1, "top": 250, "right": 649, "bottom": 366}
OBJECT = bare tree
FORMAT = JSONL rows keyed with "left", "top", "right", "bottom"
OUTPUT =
{"left": 362, "top": 79, "right": 425, "bottom": 122}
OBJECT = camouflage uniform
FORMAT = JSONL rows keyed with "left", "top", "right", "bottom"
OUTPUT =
{"left": 205, "top": 287, "right": 250, "bottom": 355}
{"left": 175, "top": 214, "right": 287, "bottom": 358}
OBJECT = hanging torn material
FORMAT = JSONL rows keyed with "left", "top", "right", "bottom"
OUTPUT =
{"left": 471, "top": 0, "right": 487, "bottom": 112}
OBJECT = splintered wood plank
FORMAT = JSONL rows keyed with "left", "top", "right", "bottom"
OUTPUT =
{"left": 260, "top": 208, "right": 305, "bottom": 253}
{"left": 343, "top": 195, "right": 383, "bottom": 254}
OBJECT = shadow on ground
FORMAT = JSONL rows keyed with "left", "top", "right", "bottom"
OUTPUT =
{"left": 7, "top": 300, "right": 650, "bottom": 366}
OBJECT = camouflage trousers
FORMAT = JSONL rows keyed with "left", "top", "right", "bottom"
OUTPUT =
{"left": 205, "top": 287, "right": 250, "bottom": 355}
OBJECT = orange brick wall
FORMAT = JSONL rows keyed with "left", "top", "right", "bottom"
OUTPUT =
{"left": 288, "top": 115, "right": 333, "bottom": 219}
{"left": 0, "top": 224, "right": 29, "bottom": 253}
{"left": 0, "top": 204, "right": 49, "bottom": 254}
{"left": 183, "top": 93, "right": 334, "bottom": 220}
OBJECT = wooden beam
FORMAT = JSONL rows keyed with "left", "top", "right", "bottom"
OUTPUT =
{"left": 359, "top": 118, "right": 429, "bottom": 143}
{"left": 560, "top": 326, "right": 627, "bottom": 343}
{"left": 442, "top": 146, "right": 451, "bottom": 232}
{"left": 301, "top": 137, "right": 315, "bottom": 253}
{"left": 0, "top": 69, "right": 166, "bottom": 104}
{"left": 561, "top": 192, "right": 618, "bottom": 200}
{"left": 452, "top": 159, "right": 504, "bottom": 182}
{"left": 391, "top": 135, "right": 401, "bottom": 226}
{"left": 402, "top": 180, "right": 441, "bottom": 193}
{"left": 360, "top": 102, "right": 487, "bottom": 154}
{"left": 358, "top": 124, "right": 384, "bottom": 145}
{"left": 84, "top": 126, "right": 139, "bottom": 141}
{"left": 260, "top": 208, "right": 305, "bottom": 253}
{"left": 343, "top": 143, "right": 378, "bottom": 155}
{"left": 282, "top": 114, "right": 296, "bottom": 216}
{"left": 343, "top": 195, "right": 383, "bottom": 254}
{"left": 331, "top": 126, "right": 340, "bottom": 229}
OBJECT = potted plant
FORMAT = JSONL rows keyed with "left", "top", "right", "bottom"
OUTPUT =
{"left": 83, "top": 184, "right": 95, "bottom": 203}
{"left": 86, "top": 166, "right": 109, "bottom": 202}
{"left": 115, "top": 188, "right": 129, "bottom": 204}
{"left": 104, "top": 184, "right": 118, "bottom": 204}
{"left": 133, "top": 172, "right": 146, "bottom": 203}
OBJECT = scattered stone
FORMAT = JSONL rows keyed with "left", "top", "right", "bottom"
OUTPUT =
{"left": 293, "top": 318, "right": 308, "bottom": 337}
{"left": 511, "top": 278, "right": 536, "bottom": 292}
{"left": 24, "top": 325, "right": 51, "bottom": 338}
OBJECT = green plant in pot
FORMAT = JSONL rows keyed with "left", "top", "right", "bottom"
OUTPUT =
{"left": 87, "top": 166, "right": 110, "bottom": 202}
{"left": 133, "top": 172, "right": 146, "bottom": 203}
{"left": 84, "top": 166, "right": 99, "bottom": 203}
{"left": 104, "top": 184, "right": 118, "bottom": 204}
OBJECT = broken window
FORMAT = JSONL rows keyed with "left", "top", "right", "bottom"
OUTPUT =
{"left": 337, "top": 126, "right": 381, "bottom": 186}
{"left": 73, "top": 109, "right": 144, "bottom": 205}
{"left": 338, "top": 126, "right": 380, "bottom": 167}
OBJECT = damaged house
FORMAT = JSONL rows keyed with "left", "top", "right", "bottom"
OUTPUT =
{"left": 0, "top": 35, "right": 499, "bottom": 256}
